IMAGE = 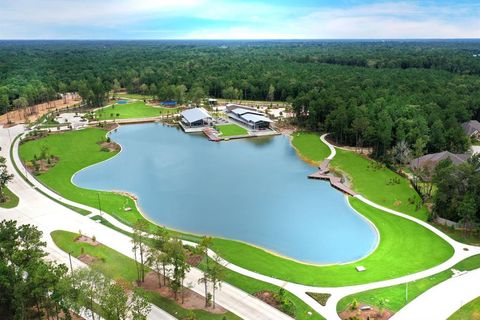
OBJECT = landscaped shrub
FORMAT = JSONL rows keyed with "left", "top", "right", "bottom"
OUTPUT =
{"left": 274, "top": 288, "right": 296, "bottom": 317}
{"left": 306, "top": 292, "right": 331, "bottom": 306}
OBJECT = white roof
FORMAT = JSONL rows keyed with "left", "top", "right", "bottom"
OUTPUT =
{"left": 181, "top": 107, "right": 211, "bottom": 123}
{"left": 242, "top": 113, "right": 273, "bottom": 123}
{"left": 231, "top": 108, "right": 264, "bottom": 116}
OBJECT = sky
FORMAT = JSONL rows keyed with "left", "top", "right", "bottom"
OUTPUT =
{"left": 0, "top": 0, "right": 478, "bottom": 39}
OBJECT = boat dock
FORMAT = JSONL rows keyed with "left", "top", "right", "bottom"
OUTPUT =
{"left": 308, "top": 171, "right": 357, "bottom": 196}
{"left": 203, "top": 127, "right": 221, "bottom": 141}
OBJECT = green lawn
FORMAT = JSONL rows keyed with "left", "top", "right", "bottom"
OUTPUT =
{"left": 331, "top": 149, "right": 429, "bottom": 221}
{"left": 18, "top": 128, "right": 453, "bottom": 287}
{"left": 51, "top": 230, "right": 241, "bottom": 320}
{"left": 337, "top": 254, "right": 480, "bottom": 314}
{"left": 216, "top": 124, "right": 248, "bottom": 137}
{"left": 449, "top": 296, "right": 480, "bottom": 320}
{"left": 291, "top": 132, "right": 331, "bottom": 164}
{"left": 0, "top": 187, "right": 19, "bottom": 208}
{"left": 220, "top": 265, "right": 324, "bottom": 320}
{"left": 95, "top": 101, "right": 177, "bottom": 120}
{"left": 211, "top": 198, "right": 453, "bottom": 286}
{"left": 18, "top": 128, "right": 151, "bottom": 229}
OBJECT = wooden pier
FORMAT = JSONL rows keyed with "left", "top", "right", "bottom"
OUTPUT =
{"left": 308, "top": 171, "right": 357, "bottom": 196}
{"left": 203, "top": 127, "right": 221, "bottom": 141}
{"left": 318, "top": 159, "right": 331, "bottom": 174}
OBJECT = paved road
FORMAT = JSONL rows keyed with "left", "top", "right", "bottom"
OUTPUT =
{"left": 0, "top": 125, "right": 292, "bottom": 320}
{"left": 392, "top": 268, "right": 480, "bottom": 319}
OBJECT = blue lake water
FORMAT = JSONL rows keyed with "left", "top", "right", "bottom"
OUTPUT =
{"left": 73, "top": 123, "right": 378, "bottom": 264}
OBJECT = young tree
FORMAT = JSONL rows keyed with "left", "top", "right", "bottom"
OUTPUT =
{"left": 166, "top": 238, "right": 190, "bottom": 302}
{"left": 0, "top": 156, "right": 14, "bottom": 203}
{"left": 207, "top": 255, "right": 224, "bottom": 309}
{"left": 196, "top": 236, "right": 213, "bottom": 307}
{"left": 129, "top": 288, "right": 151, "bottom": 320}
{"left": 101, "top": 281, "right": 129, "bottom": 320}
{"left": 132, "top": 220, "right": 148, "bottom": 283}
{"left": 73, "top": 268, "right": 104, "bottom": 320}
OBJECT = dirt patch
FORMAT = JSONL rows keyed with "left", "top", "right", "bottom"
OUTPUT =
{"left": 77, "top": 254, "right": 98, "bottom": 265}
{"left": 0, "top": 95, "right": 81, "bottom": 125}
{"left": 339, "top": 304, "right": 394, "bottom": 320}
{"left": 75, "top": 235, "right": 100, "bottom": 247}
{"left": 98, "top": 141, "right": 121, "bottom": 152}
{"left": 140, "top": 271, "right": 227, "bottom": 314}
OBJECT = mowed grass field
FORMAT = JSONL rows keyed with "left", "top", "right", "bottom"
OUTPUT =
{"left": 449, "top": 296, "right": 480, "bottom": 320}
{"left": 216, "top": 124, "right": 248, "bottom": 137}
{"left": 19, "top": 128, "right": 452, "bottom": 287}
{"left": 332, "top": 149, "right": 429, "bottom": 221}
{"left": 18, "top": 128, "right": 151, "bottom": 227}
{"left": 95, "top": 101, "right": 177, "bottom": 120}
{"left": 291, "top": 132, "right": 331, "bottom": 164}
{"left": 51, "top": 230, "right": 241, "bottom": 320}
{"left": 337, "top": 254, "right": 480, "bottom": 314}
{"left": 211, "top": 198, "right": 453, "bottom": 286}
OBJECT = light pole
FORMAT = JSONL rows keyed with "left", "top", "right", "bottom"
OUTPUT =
{"left": 97, "top": 193, "right": 102, "bottom": 216}
{"left": 405, "top": 281, "right": 408, "bottom": 303}
{"left": 68, "top": 251, "right": 73, "bottom": 276}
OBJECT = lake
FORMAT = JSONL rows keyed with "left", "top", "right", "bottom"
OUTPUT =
{"left": 73, "top": 123, "right": 377, "bottom": 264}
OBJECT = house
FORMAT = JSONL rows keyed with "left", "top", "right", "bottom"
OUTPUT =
{"left": 410, "top": 151, "right": 470, "bottom": 171}
{"left": 462, "top": 120, "right": 480, "bottom": 140}
{"left": 180, "top": 107, "right": 213, "bottom": 128}
{"left": 227, "top": 107, "right": 272, "bottom": 130}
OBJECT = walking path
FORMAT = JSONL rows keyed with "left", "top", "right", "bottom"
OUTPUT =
{"left": 3, "top": 124, "right": 480, "bottom": 320}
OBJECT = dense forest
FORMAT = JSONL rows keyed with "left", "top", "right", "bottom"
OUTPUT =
{"left": 1, "top": 40, "right": 480, "bottom": 159}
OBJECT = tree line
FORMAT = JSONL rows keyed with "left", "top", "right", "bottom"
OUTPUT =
{"left": 0, "top": 40, "right": 479, "bottom": 158}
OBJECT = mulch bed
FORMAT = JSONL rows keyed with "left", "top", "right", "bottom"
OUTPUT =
{"left": 140, "top": 271, "right": 227, "bottom": 314}
{"left": 75, "top": 235, "right": 100, "bottom": 247}
{"left": 77, "top": 254, "right": 98, "bottom": 264}
{"left": 339, "top": 304, "right": 394, "bottom": 320}
{"left": 186, "top": 251, "right": 203, "bottom": 267}
{"left": 254, "top": 290, "right": 281, "bottom": 309}
{"left": 25, "top": 156, "right": 59, "bottom": 174}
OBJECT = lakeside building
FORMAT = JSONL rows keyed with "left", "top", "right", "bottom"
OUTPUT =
{"left": 410, "top": 151, "right": 470, "bottom": 171}
{"left": 180, "top": 107, "right": 213, "bottom": 129}
{"left": 462, "top": 120, "right": 480, "bottom": 140}
{"left": 227, "top": 106, "right": 272, "bottom": 130}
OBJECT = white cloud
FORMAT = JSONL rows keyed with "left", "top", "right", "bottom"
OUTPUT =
{"left": 184, "top": 1, "right": 480, "bottom": 39}
{"left": 0, "top": 0, "right": 478, "bottom": 39}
